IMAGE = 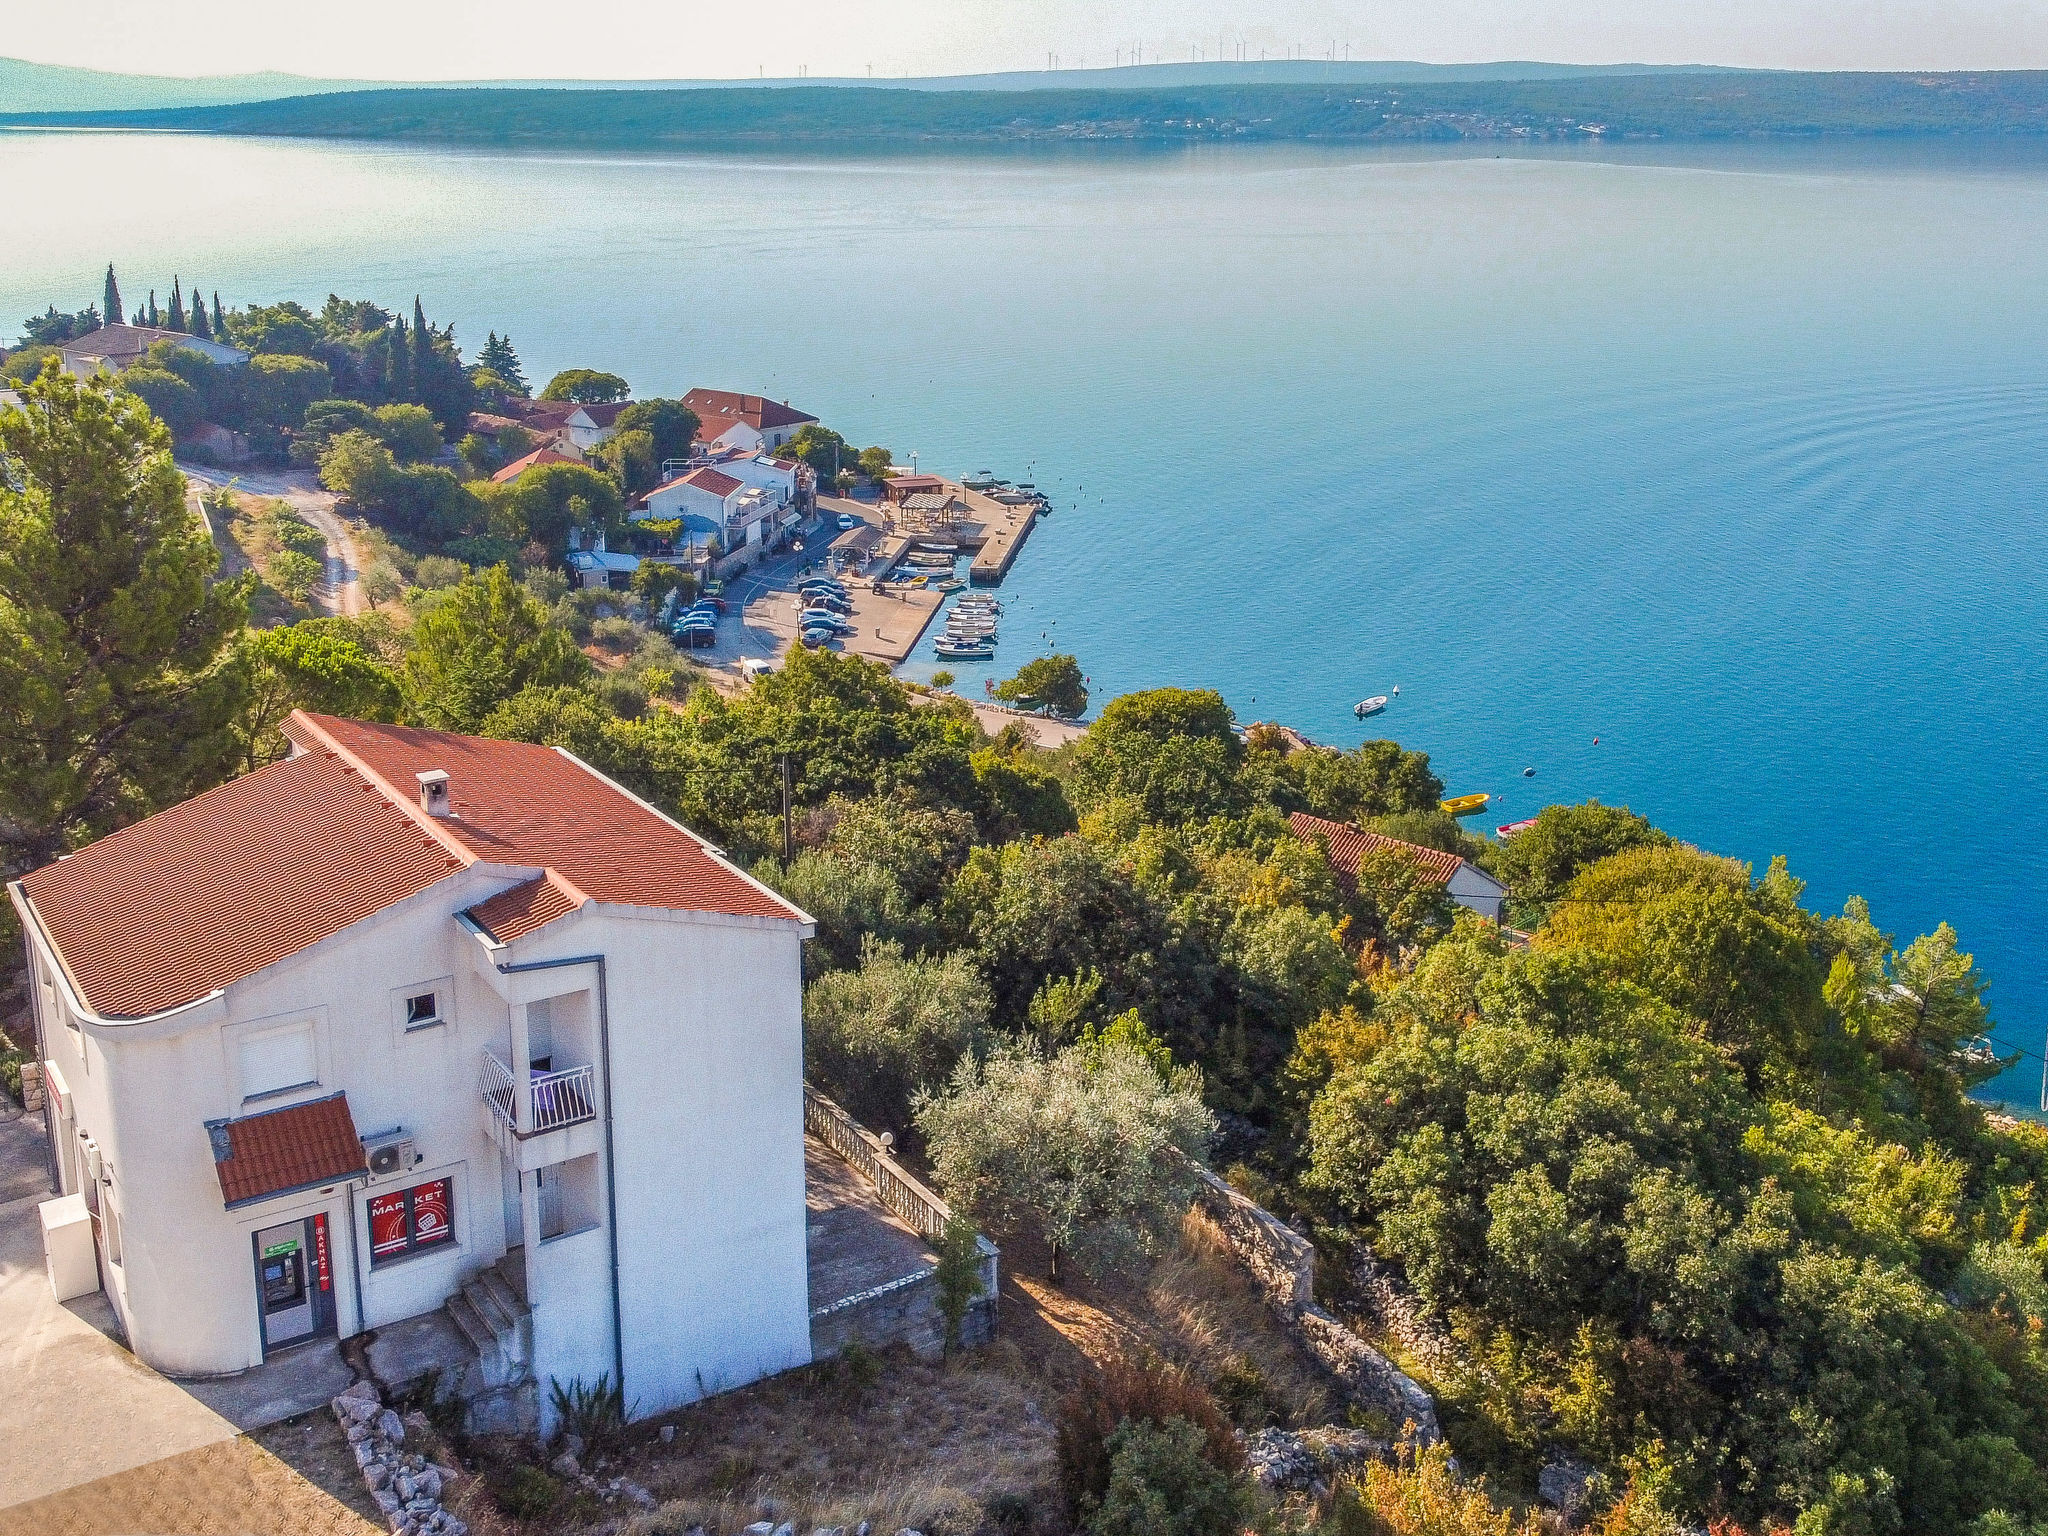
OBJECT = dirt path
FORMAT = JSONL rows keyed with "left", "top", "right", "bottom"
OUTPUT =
{"left": 182, "top": 463, "right": 364, "bottom": 618}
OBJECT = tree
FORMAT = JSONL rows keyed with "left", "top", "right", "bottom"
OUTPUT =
{"left": 1491, "top": 800, "right": 1668, "bottom": 914}
{"left": 917, "top": 1035, "right": 1213, "bottom": 1279}
{"left": 1076, "top": 687, "right": 1243, "bottom": 822}
{"left": 269, "top": 549, "right": 323, "bottom": 605}
{"left": 116, "top": 367, "right": 203, "bottom": 437}
{"left": 224, "top": 301, "right": 321, "bottom": 356}
{"left": 804, "top": 936, "right": 992, "bottom": 1130}
{"left": 319, "top": 429, "right": 403, "bottom": 508}
{"left": 104, "top": 265, "right": 123, "bottom": 332}
{"left": 0, "top": 365, "right": 249, "bottom": 869}
{"left": 858, "top": 445, "right": 893, "bottom": 479}
{"left": 612, "top": 398, "right": 700, "bottom": 468}
{"left": 211, "top": 292, "right": 225, "bottom": 337}
{"left": 402, "top": 564, "right": 589, "bottom": 731}
{"left": 19, "top": 306, "right": 100, "bottom": 345}
{"left": 591, "top": 427, "right": 658, "bottom": 497}
{"left": 370, "top": 402, "right": 442, "bottom": 463}
{"left": 146, "top": 289, "right": 158, "bottom": 327}
{"left": 228, "top": 620, "right": 401, "bottom": 772}
{"left": 166, "top": 277, "right": 186, "bottom": 333}
{"left": 994, "top": 652, "right": 1088, "bottom": 717}
{"left": 540, "top": 369, "right": 630, "bottom": 404}
{"left": 477, "top": 331, "right": 529, "bottom": 395}
{"left": 411, "top": 296, "right": 431, "bottom": 390}
{"left": 242, "top": 353, "right": 333, "bottom": 430}
{"left": 187, "top": 282, "right": 211, "bottom": 339}
{"left": 780, "top": 422, "right": 852, "bottom": 480}
{"left": 1267, "top": 739, "right": 1446, "bottom": 823}
{"left": 1089, "top": 1417, "right": 1250, "bottom": 1536}
{"left": 488, "top": 460, "right": 625, "bottom": 551}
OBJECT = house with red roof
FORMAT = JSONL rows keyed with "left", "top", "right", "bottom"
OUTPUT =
{"left": 636, "top": 455, "right": 801, "bottom": 575}
{"left": 490, "top": 446, "right": 579, "bottom": 484}
{"left": 1289, "top": 811, "right": 1510, "bottom": 924}
{"left": 9, "top": 712, "right": 820, "bottom": 1428}
{"left": 680, "top": 389, "right": 817, "bottom": 451}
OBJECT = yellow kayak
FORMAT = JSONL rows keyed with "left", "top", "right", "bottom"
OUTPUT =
{"left": 1441, "top": 793, "right": 1491, "bottom": 817}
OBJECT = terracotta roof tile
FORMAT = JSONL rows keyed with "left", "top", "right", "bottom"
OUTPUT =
{"left": 491, "top": 446, "right": 578, "bottom": 484}
{"left": 468, "top": 872, "right": 583, "bottom": 943}
{"left": 1288, "top": 811, "right": 1469, "bottom": 893}
{"left": 681, "top": 388, "right": 816, "bottom": 432}
{"left": 288, "top": 713, "right": 804, "bottom": 935}
{"left": 206, "top": 1091, "right": 366, "bottom": 1208}
{"left": 684, "top": 466, "right": 744, "bottom": 497}
{"left": 18, "top": 752, "right": 462, "bottom": 1017}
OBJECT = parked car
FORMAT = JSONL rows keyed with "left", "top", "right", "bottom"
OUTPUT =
{"left": 837, "top": 514, "right": 858, "bottom": 531}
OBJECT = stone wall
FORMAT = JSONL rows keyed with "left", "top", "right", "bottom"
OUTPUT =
{"left": 809, "top": 1240, "right": 999, "bottom": 1362}
{"left": 1190, "top": 1166, "right": 1441, "bottom": 1447}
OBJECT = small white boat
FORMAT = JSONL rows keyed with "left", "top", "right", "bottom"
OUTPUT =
{"left": 1354, "top": 696, "right": 1389, "bottom": 718}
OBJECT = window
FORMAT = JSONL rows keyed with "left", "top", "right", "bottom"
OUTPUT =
{"left": 368, "top": 1177, "right": 455, "bottom": 1265}
{"left": 404, "top": 991, "right": 441, "bottom": 1030}
{"left": 239, "top": 1023, "right": 318, "bottom": 1102}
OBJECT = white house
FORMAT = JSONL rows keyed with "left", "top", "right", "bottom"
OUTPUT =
{"left": 563, "top": 402, "right": 630, "bottom": 457}
{"left": 1289, "top": 811, "right": 1511, "bottom": 924}
{"left": 59, "top": 324, "right": 249, "bottom": 378}
{"left": 10, "top": 712, "right": 816, "bottom": 1425}
{"left": 680, "top": 389, "right": 818, "bottom": 452}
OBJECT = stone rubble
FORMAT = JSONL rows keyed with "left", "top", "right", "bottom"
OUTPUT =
{"left": 1242, "top": 1426, "right": 1395, "bottom": 1495}
{"left": 1538, "top": 1456, "right": 1601, "bottom": 1524}
{"left": 330, "top": 1378, "right": 468, "bottom": 1536}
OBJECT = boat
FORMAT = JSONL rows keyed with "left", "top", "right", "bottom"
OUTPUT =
{"left": 1522, "top": 767, "right": 1536, "bottom": 778}
{"left": 1496, "top": 818, "right": 1538, "bottom": 839}
{"left": 1354, "top": 696, "right": 1388, "bottom": 718}
{"left": 914, "top": 541, "right": 961, "bottom": 554}
{"left": 932, "top": 579, "right": 965, "bottom": 593}
{"left": 1441, "top": 793, "right": 1491, "bottom": 817}
{"left": 934, "top": 638, "right": 996, "bottom": 659}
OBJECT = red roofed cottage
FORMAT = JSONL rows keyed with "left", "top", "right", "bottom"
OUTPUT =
{"left": 1289, "top": 811, "right": 1510, "bottom": 924}
{"left": 9, "top": 712, "right": 817, "bottom": 1425}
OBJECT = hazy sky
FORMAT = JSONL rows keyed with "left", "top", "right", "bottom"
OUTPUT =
{"left": 14, "top": 0, "right": 2048, "bottom": 80}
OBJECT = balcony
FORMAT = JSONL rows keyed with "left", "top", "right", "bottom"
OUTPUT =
{"left": 478, "top": 1050, "right": 601, "bottom": 1170}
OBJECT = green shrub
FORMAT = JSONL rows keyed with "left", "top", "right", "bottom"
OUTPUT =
{"left": 934, "top": 1215, "right": 985, "bottom": 1354}
{"left": 1210, "top": 1355, "right": 1285, "bottom": 1431}
{"left": 1088, "top": 1416, "right": 1250, "bottom": 1536}
{"left": 491, "top": 1464, "right": 561, "bottom": 1519}
{"left": 548, "top": 1374, "right": 628, "bottom": 1456}
{"left": 1056, "top": 1348, "right": 1241, "bottom": 1523}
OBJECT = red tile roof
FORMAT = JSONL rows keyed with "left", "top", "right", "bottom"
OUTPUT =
{"left": 574, "top": 401, "right": 630, "bottom": 428}
{"left": 684, "top": 467, "right": 744, "bottom": 497}
{"left": 468, "top": 872, "right": 583, "bottom": 943}
{"left": 491, "top": 446, "right": 578, "bottom": 484}
{"left": 16, "top": 714, "right": 807, "bottom": 1020}
{"left": 501, "top": 399, "right": 578, "bottom": 430}
{"left": 17, "top": 751, "right": 463, "bottom": 1017}
{"left": 1288, "top": 811, "right": 1469, "bottom": 893}
{"left": 681, "top": 389, "right": 817, "bottom": 432}
{"left": 287, "top": 713, "right": 804, "bottom": 935}
{"left": 694, "top": 413, "right": 751, "bottom": 446}
{"left": 207, "top": 1091, "right": 367, "bottom": 1208}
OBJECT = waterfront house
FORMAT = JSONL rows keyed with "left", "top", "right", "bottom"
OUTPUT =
{"left": 1289, "top": 811, "right": 1510, "bottom": 923}
{"left": 59, "top": 324, "right": 248, "bottom": 378}
{"left": 636, "top": 456, "right": 796, "bottom": 571}
{"left": 491, "top": 446, "right": 578, "bottom": 485}
{"left": 881, "top": 473, "right": 946, "bottom": 505}
{"left": 680, "top": 389, "right": 817, "bottom": 451}
{"left": 693, "top": 415, "right": 764, "bottom": 455}
{"left": 10, "top": 712, "right": 817, "bottom": 1425}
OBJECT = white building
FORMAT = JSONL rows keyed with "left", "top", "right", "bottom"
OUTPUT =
{"left": 562, "top": 402, "right": 629, "bottom": 457}
{"left": 1289, "top": 811, "right": 1511, "bottom": 924}
{"left": 10, "top": 712, "right": 816, "bottom": 1424}
{"left": 680, "top": 389, "right": 818, "bottom": 452}
{"left": 636, "top": 454, "right": 803, "bottom": 569}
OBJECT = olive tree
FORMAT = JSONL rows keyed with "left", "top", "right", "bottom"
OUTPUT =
{"left": 916, "top": 1035, "right": 1214, "bottom": 1280}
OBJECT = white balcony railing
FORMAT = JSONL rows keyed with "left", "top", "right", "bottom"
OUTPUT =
{"left": 478, "top": 1049, "right": 598, "bottom": 1139}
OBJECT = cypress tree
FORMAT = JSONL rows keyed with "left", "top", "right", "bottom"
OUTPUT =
{"left": 104, "top": 265, "right": 123, "bottom": 332}
{"left": 146, "top": 290, "right": 159, "bottom": 327}
{"left": 133, "top": 306, "right": 145, "bottom": 326}
{"left": 212, "top": 292, "right": 226, "bottom": 338}
{"left": 411, "top": 297, "right": 431, "bottom": 396}
{"left": 166, "top": 278, "right": 186, "bottom": 333}
{"left": 388, "top": 316, "right": 411, "bottom": 399}
{"left": 187, "top": 283, "right": 210, "bottom": 339}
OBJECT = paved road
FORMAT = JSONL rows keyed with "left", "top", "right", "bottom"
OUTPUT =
{"left": 182, "top": 463, "right": 364, "bottom": 618}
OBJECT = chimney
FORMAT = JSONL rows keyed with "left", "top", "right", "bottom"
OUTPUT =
{"left": 417, "top": 769, "right": 452, "bottom": 817}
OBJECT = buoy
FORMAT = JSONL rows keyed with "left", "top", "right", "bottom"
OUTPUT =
{"left": 1593, "top": 737, "right": 1600, "bottom": 745}
{"left": 1523, "top": 767, "right": 1535, "bottom": 777}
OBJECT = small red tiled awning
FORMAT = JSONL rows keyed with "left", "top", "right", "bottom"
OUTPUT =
{"left": 205, "top": 1092, "right": 367, "bottom": 1209}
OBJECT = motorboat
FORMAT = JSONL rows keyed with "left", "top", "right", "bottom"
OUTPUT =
{"left": 1354, "top": 696, "right": 1388, "bottom": 718}
{"left": 934, "top": 639, "right": 996, "bottom": 660}
{"left": 1496, "top": 818, "right": 1538, "bottom": 839}
{"left": 1441, "top": 793, "right": 1491, "bottom": 817}
{"left": 932, "top": 579, "right": 965, "bottom": 593}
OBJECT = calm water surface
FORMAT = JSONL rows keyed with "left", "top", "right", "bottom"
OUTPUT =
{"left": 7, "top": 131, "right": 2048, "bottom": 1106}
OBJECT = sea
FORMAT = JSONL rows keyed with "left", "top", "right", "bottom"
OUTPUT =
{"left": 7, "top": 129, "right": 2048, "bottom": 1110}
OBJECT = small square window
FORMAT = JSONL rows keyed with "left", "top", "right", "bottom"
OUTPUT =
{"left": 404, "top": 992, "right": 441, "bottom": 1029}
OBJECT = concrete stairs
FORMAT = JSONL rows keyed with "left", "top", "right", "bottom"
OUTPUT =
{"left": 444, "top": 1249, "right": 533, "bottom": 1403}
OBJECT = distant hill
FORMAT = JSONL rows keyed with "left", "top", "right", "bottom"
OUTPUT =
{"left": 10, "top": 73, "right": 2048, "bottom": 145}
{"left": 0, "top": 55, "right": 1742, "bottom": 114}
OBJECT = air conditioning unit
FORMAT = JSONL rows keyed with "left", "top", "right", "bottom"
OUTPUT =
{"left": 362, "top": 1133, "right": 418, "bottom": 1180}
{"left": 80, "top": 1135, "right": 103, "bottom": 1184}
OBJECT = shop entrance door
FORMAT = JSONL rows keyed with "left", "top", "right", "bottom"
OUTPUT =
{"left": 253, "top": 1216, "right": 336, "bottom": 1354}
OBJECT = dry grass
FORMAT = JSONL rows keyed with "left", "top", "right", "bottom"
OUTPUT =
{"left": 555, "top": 1346, "right": 1056, "bottom": 1536}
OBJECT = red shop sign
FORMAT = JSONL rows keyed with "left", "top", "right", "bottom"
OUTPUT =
{"left": 368, "top": 1189, "right": 409, "bottom": 1257}
{"left": 412, "top": 1180, "right": 452, "bottom": 1247}
{"left": 313, "top": 1212, "right": 332, "bottom": 1291}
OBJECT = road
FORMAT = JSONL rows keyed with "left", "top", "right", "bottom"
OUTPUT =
{"left": 182, "top": 463, "right": 365, "bottom": 618}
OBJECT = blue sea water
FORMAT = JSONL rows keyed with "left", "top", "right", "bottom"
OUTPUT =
{"left": 6, "top": 130, "right": 2048, "bottom": 1107}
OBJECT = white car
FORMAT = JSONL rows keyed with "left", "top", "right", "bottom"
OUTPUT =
{"left": 837, "top": 514, "right": 858, "bottom": 531}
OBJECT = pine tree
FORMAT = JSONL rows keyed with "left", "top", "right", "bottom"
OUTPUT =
{"left": 166, "top": 278, "right": 186, "bottom": 333}
{"left": 104, "top": 265, "right": 123, "bottom": 332}
{"left": 411, "top": 297, "right": 431, "bottom": 396}
{"left": 0, "top": 366, "right": 251, "bottom": 868}
{"left": 187, "top": 283, "right": 211, "bottom": 339}
{"left": 211, "top": 292, "right": 226, "bottom": 338}
{"left": 479, "top": 331, "right": 529, "bottom": 395}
